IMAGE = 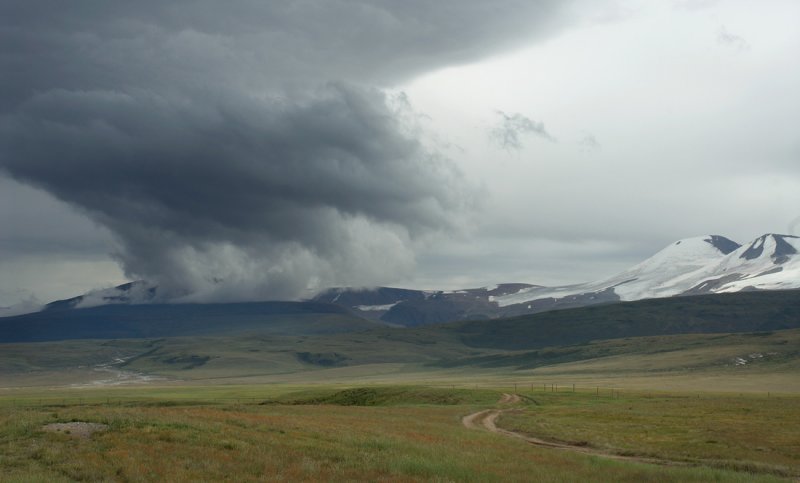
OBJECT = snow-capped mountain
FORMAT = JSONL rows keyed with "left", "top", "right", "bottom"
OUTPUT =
{"left": 492, "top": 234, "right": 799, "bottom": 307}
{"left": 311, "top": 234, "right": 800, "bottom": 326}
{"left": 682, "top": 234, "right": 800, "bottom": 294}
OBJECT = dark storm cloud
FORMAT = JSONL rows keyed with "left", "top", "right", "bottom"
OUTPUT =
{"left": 1, "top": 84, "right": 471, "bottom": 298}
{"left": 0, "top": 178, "right": 114, "bottom": 258}
{"left": 489, "top": 111, "right": 556, "bottom": 151}
{"left": 0, "top": 0, "right": 569, "bottom": 300}
{"left": 0, "top": 1, "right": 567, "bottom": 108}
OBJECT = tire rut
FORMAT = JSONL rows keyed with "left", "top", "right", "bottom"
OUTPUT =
{"left": 462, "top": 393, "right": 688, "bottom": 467}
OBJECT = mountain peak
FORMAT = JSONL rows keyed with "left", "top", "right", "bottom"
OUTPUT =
{"left": 704, "top": 235, "right": 741, "bottom": 255}
{"left": 668, "top": 235, "right": 739, "bottom": 254}
{"left": 739, "top": 234, "right": 799, "bottom": 263}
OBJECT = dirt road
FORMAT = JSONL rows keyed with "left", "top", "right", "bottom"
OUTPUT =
{"left": 461, "top": 393, "right": 683, "bottom": 466}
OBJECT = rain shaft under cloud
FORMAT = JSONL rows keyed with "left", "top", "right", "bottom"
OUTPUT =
{"left": 0, "top": 1, "right": 568, "bottom": 301}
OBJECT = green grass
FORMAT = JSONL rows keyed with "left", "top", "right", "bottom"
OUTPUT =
{"left": 0, "top": 324, "right": 495, "bottom": 386}
{"left": 434, "top": 329, "right": 800, "bottom": 375}
{"left": 267, "top": 385, "right": 503, "bottom": 406}
{"left": 500, "top": 391, "right": 800, "bottom": 478}
{"left": 0, "top": 386, "right": 791, "bottom": 482}
{"left": 3, "top": 292, "right": 799, "bottom": 480}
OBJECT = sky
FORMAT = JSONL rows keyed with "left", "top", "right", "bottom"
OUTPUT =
{"left": 1, "top": 0, "right": 799, "bottom": 309}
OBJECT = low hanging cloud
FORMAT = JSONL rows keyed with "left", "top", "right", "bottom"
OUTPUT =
{"left": 489, "top": 111, "right": 556, "bottom": 151}
{"left": 1, "top": 84, "right": 473, "bottom": 300}
{"left": 0, "top": 1, "right": 572, "bottom": 301}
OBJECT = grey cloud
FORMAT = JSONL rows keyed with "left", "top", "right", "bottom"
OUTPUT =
{"left": 578, "top": 134, "right": 601, "bottom": 151}
{"left": 717, "top": 26, "right": 749, "bottom": 51}
{"left": 1, "top": 83, "right": 471, "bottom": 300}
{"left": 489, "top": 111, "right": 556, "bottom": 151}
{"left": 789, "top": 216, "right": 800, "bottom": 237}
{"left": 0, "top": 177, "right": 114, "bottom": 258}
{"left": 672, "top": 0, "right": 718, "bottom": 11}
{"left": 0, "top": 1, "right": 567, "bottom": 109}
{"left": 0, "top": 1, "right": 571, "bottom": 301}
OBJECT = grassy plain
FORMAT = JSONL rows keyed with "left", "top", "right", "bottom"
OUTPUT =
{"left": 500, "top": 391, "right": 800, "bottom": 478}
{"left": 2, "top": 327, "right": 798, "bottom": 390}
{"left": 0, "top": 385, "right": 795, "bottom": 482}
{"left": 1, "top": 317, "right": 799, "bottom": 480}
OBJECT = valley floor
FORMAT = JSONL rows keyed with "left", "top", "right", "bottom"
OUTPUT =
{"left": 1, "top": 326, "right": 798, "bottom": 480}
{"left": 0, "top": 384, "right": 798, "bottom": 482}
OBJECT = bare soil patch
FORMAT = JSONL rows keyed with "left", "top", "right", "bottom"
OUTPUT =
{"left": 498, "top": 393, "right": 521, "bottom": 404}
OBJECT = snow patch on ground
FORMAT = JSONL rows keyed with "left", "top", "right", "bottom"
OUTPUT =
{"left": 354, "top": 303, "right": 398, "bottom": 311}
{"left": 733, "top": 352, "right": 769, "bottom": 367}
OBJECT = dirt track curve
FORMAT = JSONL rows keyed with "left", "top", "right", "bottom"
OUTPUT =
{"left": 462, "top": 393, "right": 684, "bottom": 467}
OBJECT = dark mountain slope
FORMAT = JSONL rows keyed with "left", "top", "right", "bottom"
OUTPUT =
{"left": 0, "top": 301, "right": 376, "bottom": 343}
{"left": 435, "top": 289, "right": 800, "bottom": 350}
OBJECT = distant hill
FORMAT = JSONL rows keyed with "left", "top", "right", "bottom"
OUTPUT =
{"left": 436, "top": 289, "right": 800, "bottom": 350}
{"left": 3, "top": 287, "right": 798, "bottom": 351}
{"left": 0, "top": 301, "right": 377, "bottom": 343}
{"left": 312, "top": 283, "right": 541, "bottom": 326}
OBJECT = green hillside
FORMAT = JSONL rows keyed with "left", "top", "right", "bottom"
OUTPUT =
{"left": 0, "top": 301, "right": 379, "bottom": 343}
{"left": 438, "top": 289, "right": 800, "bottom": 350}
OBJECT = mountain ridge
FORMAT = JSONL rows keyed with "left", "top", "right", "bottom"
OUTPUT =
{"left": 319, "top": 233, "right": 800, "bottom": 325}
{"left": 3, "top": 233, "right": 799, "bottom": 326}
